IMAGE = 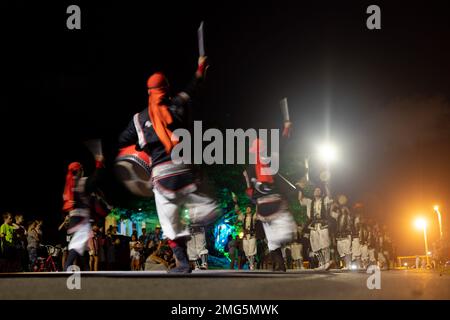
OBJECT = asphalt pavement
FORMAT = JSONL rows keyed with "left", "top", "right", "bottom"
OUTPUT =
{"left": 0, "top": 269, "right": 448, "bottom": 300}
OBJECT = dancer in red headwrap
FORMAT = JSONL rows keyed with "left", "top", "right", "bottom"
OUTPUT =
{"left": 63, "top": 155, "right": 105, "bottom": 271}
{"left": 118, "top": 56, "right": 221, "bottom": 273}
{"left": 243, "top": 120, "right": 296, "bottom": 272}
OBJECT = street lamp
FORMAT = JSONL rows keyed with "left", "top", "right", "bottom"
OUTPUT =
{"left": 433, "top": 205, "right": 443, "bottom": 240}
{"left": 414, "top": 217, "right": 430, "bottom": 268}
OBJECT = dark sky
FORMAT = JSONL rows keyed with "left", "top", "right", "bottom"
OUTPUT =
{"left": 2, "top": 1, "right": 450, "bottom": 255}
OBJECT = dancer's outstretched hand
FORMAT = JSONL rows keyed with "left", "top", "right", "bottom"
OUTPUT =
{"left": 282, "top": 121, "right": 292, "bottom": 138}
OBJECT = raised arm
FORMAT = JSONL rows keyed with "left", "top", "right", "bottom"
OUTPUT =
{"left": 169, "top": 56, "right": 208, "bottom": 121}
{"left": 85, "top": 155, "right": 105, "bottom": 195}
{"left": 58, "top": 215, "right": 69, "bottom": 231}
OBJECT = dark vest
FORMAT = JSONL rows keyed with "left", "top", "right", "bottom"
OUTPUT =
{"left": 310, "top": 197, "right": 328, "bottom": 224}
{"left": 73, "top": 177, "right": 90, "bottom": 210}
{"left": 133, "top": 109, "right": 172, "bottom": 167}
{"left": 243, "top": 214, "right": 256, "bottom": 236}
{"left": 336, "top": 210, "right": 352, "bottom": 238}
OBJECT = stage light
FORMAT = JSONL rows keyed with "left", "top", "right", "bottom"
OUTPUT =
{"left": 318, "top": 143, "right": 337, "bottom": 164}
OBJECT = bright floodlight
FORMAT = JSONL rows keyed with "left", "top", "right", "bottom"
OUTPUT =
{"left": 414, "top": 218, "right": 427, "bottom": 230}
{"left": 318, "top": 143, "right": 337, "bottom": 163}
{"left": 434, "top": 205, "right": 439, "bottom": 211}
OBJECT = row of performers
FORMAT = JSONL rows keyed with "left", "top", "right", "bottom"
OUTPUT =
{"left": 230, "top": 188, "right": 395, "bottom": 271}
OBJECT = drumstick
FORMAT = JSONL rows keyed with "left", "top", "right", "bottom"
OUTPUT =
{"left": 277, "top": 173, "right": 297, "bottom": 190}
{"left": 242, "top": 170, "right": 251, "bottom": 189}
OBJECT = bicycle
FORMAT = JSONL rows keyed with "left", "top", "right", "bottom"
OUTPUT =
{"left": 32, "top": 244, "right": 62, "bottom": 272}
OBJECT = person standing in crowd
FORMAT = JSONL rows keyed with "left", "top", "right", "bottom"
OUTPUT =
{"left": 88, "top": 225, "right": 101, "bottom": 271}
{"left": 105, "top": 226, "right": 118, "bottom": 270}
{"left": 13, "top": 214, "right": 28, "bottom": 271}
{"left": 299, "top": 186, "right": 333, "bottom": 270}
{"left": 129, "top": 233, "right": 142, "bottom": 271}
{"left": 227, "top": 235, "right": 238, "bottom": 269}
{"left": 1, "top": 213, "right": 17, "bottom": 271}
{"left": 1, "top": 213, "right": 15, "bottom": 248}
{"left": 147, "top": 225, "right": 163, "bottom": 251}
{"left": 235, "top": 205, "right": 257, "bottom": 270}
{"left": 58, "top": 214, "right": 71, "bottom": 270}
{"left": 138, "top": 225, "right": 149, "bottom": 270}
{"left": 138, "top": 225, "right": 149, "bottom": 248}
{"left": 97, "top": 226, "right": 107, "bottom": 271}
{"left": 27, "top": 220, "right": 42, "bottom": 270}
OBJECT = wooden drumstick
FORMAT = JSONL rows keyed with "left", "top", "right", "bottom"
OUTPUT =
{"left": 242, "top": 170, "right": 251, "bottom": 189}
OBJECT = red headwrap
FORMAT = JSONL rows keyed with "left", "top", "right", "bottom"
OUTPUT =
{"left": 147, "top": 72, "right": 178, "bottom": 154}
{"left": 249, "top": 138, "right": 274, "bottom": 184}
{"left": 147, "top": 72, "right": 169, "bottom": 89}
{"left": 62, "top": 162, "right": 83, "bottom": 212}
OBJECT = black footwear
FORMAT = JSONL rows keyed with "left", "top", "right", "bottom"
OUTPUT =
{"left": 169, "top": 246, "right": 192, "bottom": 274}
{"left": 271, "top": 248, "right": 286, "bottom": 272}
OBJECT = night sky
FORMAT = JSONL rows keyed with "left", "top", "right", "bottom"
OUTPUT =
{"left": 2, "top": 1, "right": 450, "bottom": 255}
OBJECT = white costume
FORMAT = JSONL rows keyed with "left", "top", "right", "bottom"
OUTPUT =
{"left": 300, "top": 195, "right": 332, "bottom": 269}
{"left": 152, "top": 162, "right": 221, "bottom": 240}
{"left": 186, "top": 226, "right": 209, "bottom": 269}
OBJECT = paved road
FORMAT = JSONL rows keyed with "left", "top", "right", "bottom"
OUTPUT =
{"left": 0, "top": 269, "right": 449, "bottom": 300}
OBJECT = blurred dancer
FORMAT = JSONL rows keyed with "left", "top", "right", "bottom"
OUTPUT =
{"left": 244, "top": 119, "right": 296, "bottom": 272}
{"left": 63, "top": 155, "right": 105, "bottom": 271}
{"left": 118, "top": 56, "right": 221, "bottom": 273}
